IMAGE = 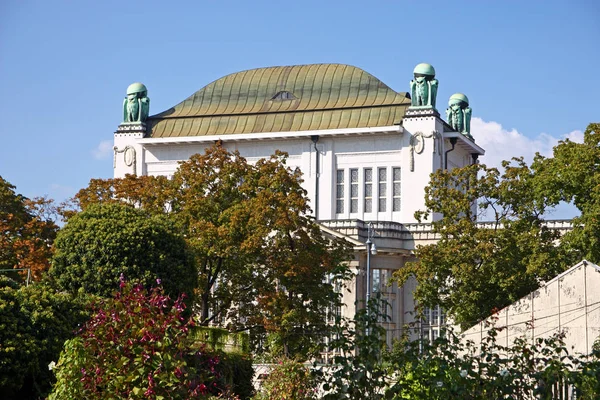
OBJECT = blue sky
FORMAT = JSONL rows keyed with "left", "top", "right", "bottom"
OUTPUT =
{"left": 1, "top": 0, "right": 598, "bottom": 218}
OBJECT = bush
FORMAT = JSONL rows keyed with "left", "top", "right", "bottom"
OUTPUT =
{"left": 0, "top": 278, "right": 89, "bottom": 399}
{"left": 217, "top": 351, "right": 254, "bottom": 400}
{"left": 49, "top": 280, "right": 232, "bottom": 399}
{"left": 50, "top": 203, "right": 195, "bottom": 299}
{"left": 256, "top": 358, "right": 317, "bottom": 400}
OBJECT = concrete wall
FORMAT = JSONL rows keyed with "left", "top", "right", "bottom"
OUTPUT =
{"left": 461, "top": 260, "right": 600, "bottom": 355}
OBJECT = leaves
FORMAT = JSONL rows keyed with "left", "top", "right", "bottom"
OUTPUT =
{"left": 394, "top": 122, "right": 600, "bottom": 330}
{"left": 0, "top": 278, "right": 89, "bottom": 399}
{"left": 49, "top": 203, "right": 195, "bottom": 299}
{"left": 72, "top": 144, "right": 352, "bottom": 359}
{"left": 49, "top": 281, "right": 229, "bottom": 399}
{"left": 395, "top": 160, "right": 564, "bottom": 328}
{"left": 0, "top": 176, "right": 59, "bottom": 281}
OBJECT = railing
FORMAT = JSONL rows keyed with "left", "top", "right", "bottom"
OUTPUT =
{"left": 319, "top": 219, "right": 574, "bottom": 251}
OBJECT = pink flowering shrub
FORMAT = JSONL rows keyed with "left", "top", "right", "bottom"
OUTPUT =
{"left": 49, "top": 279, "right": 229, "bottom": 399}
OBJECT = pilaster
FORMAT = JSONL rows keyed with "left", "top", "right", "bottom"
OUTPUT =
{"left": 400, "top": 107, "right": 445, "bottom": 223}
{"left": 113, "top": 123, "right": 146, "bottom": 178}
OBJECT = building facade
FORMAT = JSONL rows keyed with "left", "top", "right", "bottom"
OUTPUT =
{"left": 113, "top": 63, "right": 485, "bottom": 344}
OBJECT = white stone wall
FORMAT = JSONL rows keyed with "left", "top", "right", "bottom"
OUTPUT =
{"left": 461, "top": 260, "right": 600, "bottom": 355}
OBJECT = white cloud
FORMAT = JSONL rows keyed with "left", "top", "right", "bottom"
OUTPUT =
{"left": 473, "top": 117, "right": 583, "bottom": 170}
{"left": 92, "top": 140, "right": 113, "bottom": 160}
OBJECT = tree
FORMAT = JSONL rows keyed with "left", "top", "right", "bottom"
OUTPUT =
{"left": 74, "top": 145, "right": 352, "bottom": 358}
{"left": 393, "top": 123, "right": 600, "bottom": 329}
{"left": 49, "top": 202, "right": 196, "bottom": 299}
{"left": 393, "top": 159, "right": 566, "bottom": 328}
{"left": 315, "top": 296, "right": 390, "bottom": 400}
{"left": 532, "top": 122, "right": 600, "bottom": 264}
{"left": 0, "top": 176, "right": 58, "bottom": 281}
{"left": 49, "top": 280, "right": 234, "bottom": 399}
{"left": 0, "top": 277, "right": 89, "bottom": 399}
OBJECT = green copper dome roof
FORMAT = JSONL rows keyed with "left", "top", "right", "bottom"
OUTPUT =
{"left": 413, "top": 63, "right": 435, "bottom": 77}
{"left": 127, "top": 82, "right": 147, "bottom": 95}
{"left": 449, "top": 93, "right": 469, "bottom": 105}
{"left": 146, "top": 64, "right": 410, "bottom": 138}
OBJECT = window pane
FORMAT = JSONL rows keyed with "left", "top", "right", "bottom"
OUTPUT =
{"left": 379, "top": 198, "right": 386, "bottom": 212}
{"left": 365, "top": 184, "right": 372, "bottom": 197}
{"left": 431, "top": 306, "right": 439, "bottom": 325}
{"left": 378, "top": 168, "right": 386, "bottom": 181}
{"left": 336, "top": 169, "right": 344, "bottom": 214}
{"left": 350, "top": 199, "right": 358, "bottom": 213}
{"left": 392, "top": 167, "right": 401, "bottom": 212}
{"left": 365, "top": 199, "right": 372, "bottom": 213}
{"left": 372, "top": 269, "right": 380, "bottom": 293}
{"left": 364, "top": 168, "right": 372, "bottom": 182}
{"left": 350, "top": 169, "right": 358, "bottom": 182}
{"left": 351, "top": 184, "right": 358, "bottom": 197}
{"left": 379, "top": 183, "right": 386, "bottom": 195}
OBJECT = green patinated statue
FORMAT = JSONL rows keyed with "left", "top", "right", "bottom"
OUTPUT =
{"left": 446, "top": 93, "right": 472, "bottom": 138}
{"left": 123, "top": 83, "right": 150, "bottom": 123}
{"left": 410, "top": 63, "right": 438, "bottom": 108}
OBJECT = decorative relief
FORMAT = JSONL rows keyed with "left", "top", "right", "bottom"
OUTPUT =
{"left": 409, "top": 131, "right": 441, "bottom": 171}
{"left": 116, "top": 123, "right": 146, "bottom": 133}
{"left": 113, "top": 145, "right": 137, "bottom": 175}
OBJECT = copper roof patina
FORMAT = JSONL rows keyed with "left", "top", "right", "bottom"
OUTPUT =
{"left": 147, "top": 64, "right": 411, "bottom": 138}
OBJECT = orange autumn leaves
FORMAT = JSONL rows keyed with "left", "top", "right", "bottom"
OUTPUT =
{"left": 0, "top": 178, "right": 58, "bottom": 281}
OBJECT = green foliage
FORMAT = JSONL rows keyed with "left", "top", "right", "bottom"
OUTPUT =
{"left": 188, "top": 328, "right": 254, "bottom": 399}
{"left": 49, "top": 281, "right": 231, "bottom": 399}
{"left": 395, "top": 122, "right": 600, "bottom": 329}
{"left": 216, "top": 351, "right": 254, "bottom": 400}
{"left": 191, "top": 326, "right": 250, "bottom": 353}
{"left": 532, "top": 122, "right": 600, "bottom": 264}
{"left": 50, "top": 202, "right": 195, "bottom": 298}
{"left": 256, "top": 358, "right": 317, "bottom": 400}
{"left": 75, "top": 145, "right": 353, "bottom": 359}
{"left": 385, "top": 324, "right": 600, "bottom": 399}
{"left": 395, "top": 159, "right": 566, "bottom": 328}
{"left": 309, "top": 299, "right": 600, "bottom": 398}
{"left": 0, "top": 278, "right": 89, "bottom": 399}
{"left": 314, "top": 296, "right": 390, "bottom": 399}
{"left": 0, "top": 277, "right": 36, "bottom": 398}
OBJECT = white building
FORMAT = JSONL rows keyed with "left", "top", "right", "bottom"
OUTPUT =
{"left": 461, "top": 260, "right": 600, "bottom": 355}
{"left": 113, "top": 63, "right": 485, "bottom": 344}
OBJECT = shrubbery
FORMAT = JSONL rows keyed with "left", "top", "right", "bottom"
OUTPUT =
{"left": 49, "top": 279, "right": 237, "bottom": 399}
{"left": 0, "top": 277, "right": 89, "bottom": 399}
{"left": 50, "top": 203, "right": 195, "bottom": 299}
{"left": 255, "top": 359, "right": 317, "bottom": 400}
{"left": 311, "top": 297, "right": 600, "bottom": 399}
{"left": 216, "top": 351, "right": 254, "bottom": 400}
